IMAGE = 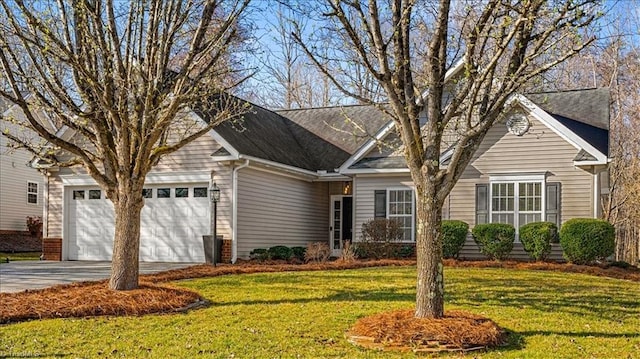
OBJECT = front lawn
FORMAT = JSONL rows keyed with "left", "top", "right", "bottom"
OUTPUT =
{"left": 1, "top": 266, "right": 639, "bottom": 358}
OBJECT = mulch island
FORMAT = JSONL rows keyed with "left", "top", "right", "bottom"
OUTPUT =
{"left": 346, "top": 309, "right": 506, "bottom": 353}
{"left": 1, "top": 258, "right": 639, "bottom": 327}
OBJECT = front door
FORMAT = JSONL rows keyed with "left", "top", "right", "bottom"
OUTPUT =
{"left": 330, "top": 195, "right": 353, "bottom": 256}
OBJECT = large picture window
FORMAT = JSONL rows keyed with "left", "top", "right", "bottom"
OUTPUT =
{"left": 477, "top": 175, "right": 560, "bottom": 232}
{"left": 490, "top": 182, "right": 542, "bottom": 227}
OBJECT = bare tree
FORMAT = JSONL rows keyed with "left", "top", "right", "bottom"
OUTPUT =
{"left": 0, "top": 0, "right": 251, "bottom": 290}
{"left": 536, "top": 3, "right": 640, "bottom": 266}
{"left": 293, "top": 0, "right": 599, "bottom": 318}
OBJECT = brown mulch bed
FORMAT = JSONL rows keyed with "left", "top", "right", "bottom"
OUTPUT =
{"left": 0, "top": 233, "right": 41, "bottom": 252}
{"left": 347, "top": 309, "right": 506, "bottom": 353}
{"left": 0, "top": 281, "right": 202, "bottom": 324}
{"left": 1, "top": 258, "right": 639, "bottom": 325}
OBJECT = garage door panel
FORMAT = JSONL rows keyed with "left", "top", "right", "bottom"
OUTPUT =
{"left": 67, "top": 183, "right": 209, "bottom": 262}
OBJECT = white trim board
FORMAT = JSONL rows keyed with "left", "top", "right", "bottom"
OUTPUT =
{"left": 514, "top": 94, "right": 608, "bottom": 164}
{"left": 60, "top": 171, "right": 211, "bottom": 186}
{"left": 341, "top": 59, "right": 466, "bottom": 173}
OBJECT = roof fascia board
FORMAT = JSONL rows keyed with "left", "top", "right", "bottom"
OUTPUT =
{"left": 341, "top": 168, "right": 411, "bottom": 174}
{"left": 338, "top": 121, "right": 396, "bottom": 172}
{"left": 187, "top": 108, "right": 241, "bottom": 158}
{"left": 418, "top": 58, "right": 466, "bottom": 100}
{"left": 340, "top": 59, "right": 466, "bottom": 174}
{"left": 238, "top": 154, "right": 322, "bottom": 179}
{"left": 515, "top": 94, "right": 608, "bottom": 164}
{"left": 60, "top": 170, "right": 211, "bottom": 186}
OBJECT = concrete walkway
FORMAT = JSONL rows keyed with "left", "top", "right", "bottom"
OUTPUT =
{"left": 0, "top": 261, "right": 195, "bottom": 293}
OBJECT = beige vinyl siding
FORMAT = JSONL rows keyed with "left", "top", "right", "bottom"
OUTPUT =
{"left": 236, "top": 167, "right": 329, "bottom": 258}
{"left": 45, "top": 175, "right": 64, "bottom": 237}
{"left": 0, "top": 136, "right": 44, "bottom": 231}
{"left": 353, "top": 174, "right": 414, "bottom": 242}
{"left": 448, "top": 116, "right": 593, "bottom": 226}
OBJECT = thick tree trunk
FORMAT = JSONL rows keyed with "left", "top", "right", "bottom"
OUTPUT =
{"left": 109, "top": 181, "right": 145, "bottom": 290}
{"left": 414, "top": 180, "right": 445, "bottom": 318}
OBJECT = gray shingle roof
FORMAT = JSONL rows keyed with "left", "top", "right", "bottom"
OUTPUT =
{"left": 350, "top": 156, "right": 407, "bottom": 169}
{"left": 526, "top": 88, "right": 609, "bottom": 156}
{"left": 277, "top": 105, "right": 391, "bottom": 155}
{"left": 526, "top": 88, "right": 609, "bottom": 130}
{"left": 194, "top": 98, "right": 350, "bottom": 172}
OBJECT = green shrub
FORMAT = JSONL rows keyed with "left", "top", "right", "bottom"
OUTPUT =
{"left": 267, "top": 246, "right": 293, "bottom": 261}
{"left": 291, "top": 246, "right": 306, "bottom": 261}
{"left": 559, "top": 218, "right": 615, "bottom": 264}
{"left": 472, "top": 223, "right": 515, "bottom": 260}
{"left": 519, "top": 221, "right": 558, "bottom": 261}
{"left": 396, "top": 244, "right": 415, "bottom": 258}
{"left": 249, "top": 248, "right": 270, "bottom": 261}
{"left": 442, "top": 220, "right": 469, "bottom": 259}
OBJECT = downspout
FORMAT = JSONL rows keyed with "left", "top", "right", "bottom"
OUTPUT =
{"left": 231, "top": 159, "right": 250, "bottom": 263}
{"left": 43, "top": 171, "right": 49, "bottom": 238}
{"left": 593, "top": 167, "right": 600, "bottom": 219}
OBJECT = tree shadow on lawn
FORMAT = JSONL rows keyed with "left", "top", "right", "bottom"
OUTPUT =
{"left": 446, "top": 275, "right": 640, "bottom": 322}
{"left": 208, "top": 287, "right": 416, "bottom": 307}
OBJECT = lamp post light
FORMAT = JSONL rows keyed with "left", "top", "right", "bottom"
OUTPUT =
{"left": 210, "top": 182, "right": 221, "bottom": 267}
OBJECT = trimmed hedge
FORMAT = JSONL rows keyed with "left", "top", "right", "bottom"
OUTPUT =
{"left": 559, "top": 218, "right": 615, "bottom": 264}
{"left": 519, "top": 221, "right": 558, "bottom": 261}
{"left": 267, "top": 246, "right": 294, "bottom": 261}
{"left": 472, "top": 223, "right": 515, "bottom": 260}
{"left": 249, "top": 248, "right": 270, "bottom": 261}
{"left": 291, "top": 246, "right": 306, "bottom": 261}
{"left": 442, "top": 220, "right": 469, "bottom": 259}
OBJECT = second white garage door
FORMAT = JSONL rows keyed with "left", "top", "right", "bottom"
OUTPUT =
{"left": 66, "top": 184, "right": 210, "bottom": 262}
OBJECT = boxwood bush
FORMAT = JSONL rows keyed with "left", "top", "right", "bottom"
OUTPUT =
{"left": 442, "top": 220, "right": 469, "bottom": 259}
{"left": 519, "top": 221, "right": 558, "bottom": 261}
{"left": 267, "top": 245, "right": 294, "bottom": 261}
{"left": 472, "top": 223, "right": 515, "bottom": 260}
{"left": 291, "top": 246, "right": 306, "bottom": 261}
{"left": 249, "top": 248, "right": 270, "bottom": 261}
{"left": 559, "top": 218, "right": 615, "bottom": 264}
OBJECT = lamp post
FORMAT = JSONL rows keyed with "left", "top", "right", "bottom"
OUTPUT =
{"left": 210, "top": 182, "right": 221, "bottom": 267}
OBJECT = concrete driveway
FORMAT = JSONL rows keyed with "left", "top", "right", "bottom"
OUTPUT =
{"left": 0, "top": 261, "right": 195, "bottom": 293}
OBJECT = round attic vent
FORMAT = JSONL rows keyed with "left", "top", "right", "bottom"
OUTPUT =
{"left": 506, "top": 113, "right": 530, "bottom": 136}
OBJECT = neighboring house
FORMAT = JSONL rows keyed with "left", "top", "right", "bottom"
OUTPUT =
{"left": 37, "top": 85, "right": 610, "bottom": 262}
{"left": 0, "top": 99, "right": 48, "bottom": 234}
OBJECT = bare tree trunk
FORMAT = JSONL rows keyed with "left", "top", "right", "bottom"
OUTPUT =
{"left": 415, "top": 180, "right": 445, "bottom": 318}
{"left": 109, "top": 180, "right": 145, "bottom": 290}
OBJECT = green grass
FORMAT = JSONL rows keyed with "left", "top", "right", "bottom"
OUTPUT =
{"left": 1, "top": 266, "right": 639, "bottom": 358}
{"left": 0, "top": 252, "right": 40, "bottom": 263}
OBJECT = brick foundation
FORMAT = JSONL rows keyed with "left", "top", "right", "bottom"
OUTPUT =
{"left": 0, "top": 230, "right": 30, "bottom": 235}
{"left": 42, "top": 238, "right": 62, "bottom": 261}
{"left": 222, "top": 239, "right": 232, "bottom": 263}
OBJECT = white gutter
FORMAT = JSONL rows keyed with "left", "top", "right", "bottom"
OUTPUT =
{"left": 238, "top": 154, "right": 328, "bottom": 178}
{"left": 231, "top": 159, "right": 250, "bottom": 263}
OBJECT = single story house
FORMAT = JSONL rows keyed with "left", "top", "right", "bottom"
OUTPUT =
{"left": 37, "top": 83, "right": 610, "bottom": 262}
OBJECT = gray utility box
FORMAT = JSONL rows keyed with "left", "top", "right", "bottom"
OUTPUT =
{"left": 202, "top": 235, "right": 223, "bottom": 264}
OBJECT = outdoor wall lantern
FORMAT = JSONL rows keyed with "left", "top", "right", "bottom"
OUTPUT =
{"left": 210, "top": 182, "right": 221, "bottom": 203}
{"left": 210, "top": 182, "right": 220, "bottom": 267}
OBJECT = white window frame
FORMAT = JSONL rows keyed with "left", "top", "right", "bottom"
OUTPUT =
{"left": 489, "top": 174, "right": 546, "bottom": 232}
{"left": 386, "top": 187, "right": 415, "bottom": 242}
{"left": 27, "top": 181, "right": 39, "bottom": 205}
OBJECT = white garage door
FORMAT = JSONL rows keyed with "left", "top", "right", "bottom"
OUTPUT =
{"left": 67, "top": 184, "right": 210, "bottom": 262}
